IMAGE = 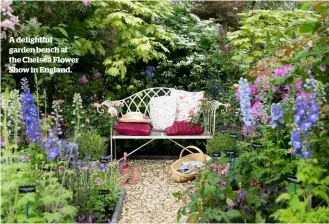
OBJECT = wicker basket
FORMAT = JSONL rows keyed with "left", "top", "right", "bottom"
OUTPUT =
{"left": 170, "top": 146, "right": 211, "bottom": 183}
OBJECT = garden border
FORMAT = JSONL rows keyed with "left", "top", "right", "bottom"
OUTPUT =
{"left": 110, "top": 187, "right": 126, "bottom": 224}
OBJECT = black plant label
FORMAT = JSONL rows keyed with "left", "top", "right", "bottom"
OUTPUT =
{"left": 226, "top": 151, "right": 235, "bottom": 156}
{"left": 19, "top": 186, "right": 36, "bottom": 193}
{"left": 230, "top": 133, "right": 238, "bottom": 138}
{"left": 252, "top": 143, "right": 263, "bottom": 149}
{"left": 287, "top": 176, "right": 300, "bottom": 184}
{"left": 99, "top": 190, "right": 110, "bottom": 195}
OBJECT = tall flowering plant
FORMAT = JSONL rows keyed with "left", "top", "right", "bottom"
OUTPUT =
{"left": 291, "top": 78, "right": 321, "bottom": 159}
{"left": 20, "top": 78, "right": 42, "bottom": 144}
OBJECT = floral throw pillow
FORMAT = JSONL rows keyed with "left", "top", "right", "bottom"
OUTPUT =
{"left": 149, "top": 96, "right": 176, "bottom": 131}
{"left": 170, "top": 89, "right": 204, "bottom": 121}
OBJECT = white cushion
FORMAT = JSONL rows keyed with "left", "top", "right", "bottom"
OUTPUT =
{"left": 170, "top": 89, "right": 204, "bottom": 121}
{"left": 149, "top": 96, "right": 177, "bottom": 131}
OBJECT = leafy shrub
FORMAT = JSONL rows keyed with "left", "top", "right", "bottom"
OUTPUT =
{"left": 76, "top": 130, "right": 105, "bottom": 161}
{"left": 206, "top": 133, "right": 233, "bottom": 155}
{"left": 227, "top": 10, "right": 317, "bottom": 70}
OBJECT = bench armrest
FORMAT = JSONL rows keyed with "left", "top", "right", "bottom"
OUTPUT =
{"left": 97, "top": 100, "right": 115, "bottom": 114}
{"left": 203, "top": 100, "right": 228, "bottom": 135}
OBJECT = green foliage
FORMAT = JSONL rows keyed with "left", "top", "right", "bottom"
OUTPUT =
{"left": 82, "top": 0, "right": 174, "bottom": 79}
{"left": 140, "top": 4, "right": 240, "bottom": 92}
{"left": 227, "top": 10, "right": 317, "bottom": 70}
{"left": 76, "top": 130, "right": 105, "bottom": 161}
{"left": 65, "top": 163, "right": 121, "bottom": 220}
{"left": 174, "top": 157, "right": 243, "bottom": 223}
{"left": 206, "top": 133, "right": 233, "bottom": 155}
{"left": 272, "top": 159, "right": 329, "bottom": 222}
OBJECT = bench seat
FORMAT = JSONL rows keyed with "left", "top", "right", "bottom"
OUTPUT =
{"left": 98, "top": 87, "right": 228, "bottom": 161}
{"left": 112, "top": 130, "right": 212, "bottom": 139}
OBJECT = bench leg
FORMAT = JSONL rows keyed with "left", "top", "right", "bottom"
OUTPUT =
{"left": 114, "top": 139, "right": 117, "bottom": 161}
{"left": 110, "top": 129, "right": 113, "bottom": 162}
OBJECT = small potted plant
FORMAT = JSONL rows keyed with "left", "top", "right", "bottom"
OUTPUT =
{"left": 206, "top": 133, "right": 233, "bottom": 160}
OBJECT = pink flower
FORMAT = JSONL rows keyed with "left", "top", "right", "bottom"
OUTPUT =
{"left": 81, "top": 0, "right": 92, "bottom": 6}
{"left": 57, "top": 100, "right": 63, "bottom": 104}
{"left": 251, "top": 101, "right": 269, "bottom": 123}
{"left": 112, "top": 101, "right": 122, "bottom": 107}
{"left": 188, "top": 108, "right": 194, "bottom": 115}
{"left": 93, "top": 71, "right": 102, "bottom": 78}
{"left": 92, "top": 103, "right": 100, "bottom": 108}
{"left": 295, "top": 79, "right": 303, "bottom": 90}
{"left": 298, "top": 90, "right": 313, "bottom": 98}
{"left": 80, "top": 75, "right": 88, "bottom": 85}
{"left": 108, "top": 107, "right": 118, "bottom": 118}
{"left": 31, "top": 17, "right": 38, "bottom": 23}
{"left": 319, "top": 66, "right": 326, "bottom": 72}
{"left": 272, "top": 64, "right": 293, "bottom": 77}
{"left": 249, "top": 85, "right": 258, "bottom": 95}
{"left": 220, "top": 180, "right": 226, "bottom": 186}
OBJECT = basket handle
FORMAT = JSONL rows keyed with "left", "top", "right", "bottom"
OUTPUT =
{"left": 179, "top": 146, "right": 206, "bottom": 163}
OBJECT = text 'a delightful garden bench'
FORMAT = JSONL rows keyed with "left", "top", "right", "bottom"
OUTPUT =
{"left": 97, "top": 87, "right": 227, "bottom": 161}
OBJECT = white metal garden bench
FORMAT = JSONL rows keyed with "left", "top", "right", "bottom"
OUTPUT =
{"left": 97, "top": 87, "right": 227, "bottom": 161}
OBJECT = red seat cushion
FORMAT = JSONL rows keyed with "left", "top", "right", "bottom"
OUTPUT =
{"left": 165, "top": 121, "right": 204, "bottom": 136}
{"left": 114, "top": 122, "right": 152, "bottom": 136}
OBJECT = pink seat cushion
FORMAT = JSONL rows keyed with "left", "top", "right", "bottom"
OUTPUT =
{"left": 165, "top": 121, "right": 204, "bottom": 136}
{"left": 114, "top": 122, "right": 152, "bottom": 136}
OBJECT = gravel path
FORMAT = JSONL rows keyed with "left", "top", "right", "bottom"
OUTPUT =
{"left": 119, "top": 160, "right": 191, "bottom": 224}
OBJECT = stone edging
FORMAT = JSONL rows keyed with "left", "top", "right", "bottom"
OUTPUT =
{"left": 110, "top": 187, "right": 126, "bottom": 224}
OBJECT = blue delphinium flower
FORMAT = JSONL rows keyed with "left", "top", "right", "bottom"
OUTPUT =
{"left": 47, "top": 146, "right": 60, "bottom": 160}
{"left": 43, "top": 130, "right": 79, "bottom": 160}
{"left": 20, "top": 78, "right": 42, "bottom": 144}
{"left": 270, "top": 103, "right": 284, "bottom": 128}
{"left": 146, "top": 66, "right": 155, "bottom": 78}
{"left": 291, "top": 95, "right": 319, "bottom": 158}
{"left": 238, "top": 78, "right": 254, "bottom": 127}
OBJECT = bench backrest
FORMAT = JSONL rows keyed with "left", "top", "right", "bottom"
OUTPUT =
{"left": 100, "top": 87, "right": 175, "bottom": 116}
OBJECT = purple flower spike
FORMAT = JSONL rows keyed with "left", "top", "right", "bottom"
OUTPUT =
{"left": 146, "top": 66, "right": 155, "bottom": 78}
{"left": 270, "top": 103, "right": 284, "bottom": 128}
{"left": 78, "top": 215, "right": 85, "bottom": 223}
{"left": 20, "top": 78, "right": 42, "bottom": 144}
{"left": 238, "top": 78, "right": 254, "bottom": 127}
{"left": 93, "top": 71, "right": 102, "bottom": 78}
{"left": 88, "top": 213, "right": 94, "bottom": 223}
{"left": 301, "top": 150, "right": 312, "bottom": 159}
{"left": 80, "top": 75, "right": 88, "bottom": 85}
{"left": 291, "top": 95, "right": 319, "bottom": 158}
